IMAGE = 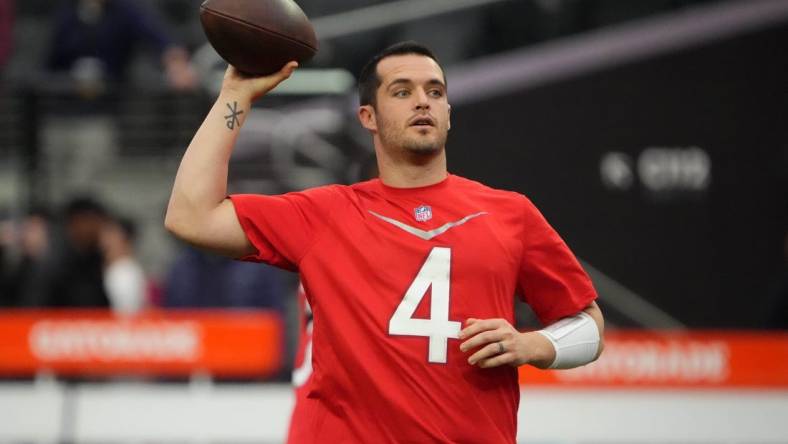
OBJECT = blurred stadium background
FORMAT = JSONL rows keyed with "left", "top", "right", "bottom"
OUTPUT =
{"left": 1, "top": 0, "right": 787, "bottom": 443}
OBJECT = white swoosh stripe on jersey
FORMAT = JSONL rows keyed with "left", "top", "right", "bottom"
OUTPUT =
{"left": 368, "top": 210, "right": 488, "bottom": 240}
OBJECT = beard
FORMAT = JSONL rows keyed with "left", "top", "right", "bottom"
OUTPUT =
{"left": 377, "top": 115, "right": 448, "bottom": 157}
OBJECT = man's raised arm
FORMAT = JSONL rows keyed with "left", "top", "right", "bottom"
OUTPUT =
{"left": 164, "top": 63, "right": 298, "bottom": 257}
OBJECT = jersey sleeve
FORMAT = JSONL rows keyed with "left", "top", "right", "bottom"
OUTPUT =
{"left": 228, "top": 186, "right": 342, "bottom": 271}
{"left": 517, "top": 197, "right": 597, "bottom": 326}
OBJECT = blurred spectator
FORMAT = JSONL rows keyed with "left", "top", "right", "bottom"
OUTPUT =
{"left": 0, "top": 218, "right": 10, "bottom": 303}
{"left": 41, "top": 0, "right": 197, "bottom": 203}
{"left": 0, "top": 0, "right": 12, "bottom": 70}
{"left": 48, "top": 197, "right": 109, "bottom": 308}
{"left": 0, "top": 209, "right": 55, "bottom": 307}
{"left": 766, "top": 231, "right": 788, "bottom": 329}
{"left": 100, "top": 215, "right": 146, "bottom": 315}
{"left": 164, "top": 245, "right": 285, "bottom": 312}
{"left": 45, "top": 0, "right": 196, "bottom": 90}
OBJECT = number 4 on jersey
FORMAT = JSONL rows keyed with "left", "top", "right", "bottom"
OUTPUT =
{"left": 388, "top": 247, "right": 462, "bottom": 363}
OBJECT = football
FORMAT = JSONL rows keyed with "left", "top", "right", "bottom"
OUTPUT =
{"left": 199, "top": 0, "right": 318, "bottom": 76}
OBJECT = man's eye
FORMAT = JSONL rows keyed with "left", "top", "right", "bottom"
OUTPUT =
{"left": 394, "top": 90, "right": 410, "bottom": 97}
{"left": 429, "top": 89, "right": 443, "bottom": 98}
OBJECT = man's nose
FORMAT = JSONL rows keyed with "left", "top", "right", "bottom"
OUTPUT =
{"left": 415, "top": 89, "right": 430, "bottom": 110}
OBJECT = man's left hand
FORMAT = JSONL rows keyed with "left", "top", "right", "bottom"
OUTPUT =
{"left": 458, "top": 318, "right": 556, "bottom": 369}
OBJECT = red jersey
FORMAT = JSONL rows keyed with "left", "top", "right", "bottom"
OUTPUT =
{"left": 230, "top": 174, "right": 596, "bottom": 444}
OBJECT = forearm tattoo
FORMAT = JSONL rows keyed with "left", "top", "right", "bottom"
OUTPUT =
{"left": 224, "top": 101, "right": 244, "bottom": 130}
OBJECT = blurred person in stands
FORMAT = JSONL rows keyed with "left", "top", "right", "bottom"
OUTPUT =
{"left": 100, "top": 215, "right": 146, "bottom": 315}
{"left": 766, "top": 230, "right": 788, "bottom": 328}
{"left": 0, "top": 209, "right": 55, "bottom": 307}
{"left": 0, "top": 0, "right": 12, "bottom": 71}
{"left": 48, "top": 197, "right": 109, "bottom": 308}
{"left": 0, "top": 216, "right": 10, "bottom": 303}
{"left": 164, "top": 245, "right": 285, "bottom": 312}
{"left": 45, "top": 0, "right": 196, "bottom": 90}
{"left": 42, "top": 0, "right": 197, "bottom": 200}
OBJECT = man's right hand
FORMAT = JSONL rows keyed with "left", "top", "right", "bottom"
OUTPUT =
{"left": 165, "top": 61, "right": 299, "bottom": 259}
{"left": 220, "top": 62, "right": 298, "bottom": 102}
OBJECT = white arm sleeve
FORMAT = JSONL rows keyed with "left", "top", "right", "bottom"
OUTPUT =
{"left": 536, "top": 311, "right": 600, "bottom": 369}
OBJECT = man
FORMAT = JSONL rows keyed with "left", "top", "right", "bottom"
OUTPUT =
{"left": 163, "top": 244, "right": 285, "bottom": 311}
{"left": 0, "top": 209, "right": 53, "bottom": 307}
{"left": 50, "top": 197, "right": 110, "bottom": 308}
{"left": 0, "top": 0, "right": 12, "bottom": 71}
{"left": 99, "top": 215, "right": 147, "bottom": 315}
{"left": 166, "top": 42, "right": 604, "bottom": 443}
{"left": 46, "top": 0, "right": 196, "bottom": 89}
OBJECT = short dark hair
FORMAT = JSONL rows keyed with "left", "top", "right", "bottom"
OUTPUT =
{"left": 358, "top": 41, "right": 442, "bottom": 107}
{"left": 64, "top": 196, "right": 106, "bottom": 219}
{"left": 111, "top": 216, "right": 137, "bottom": 241}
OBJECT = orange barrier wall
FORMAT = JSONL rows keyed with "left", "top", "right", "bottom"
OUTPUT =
{"left": 2, "top": 312, "right": 786, "bottom": 386}
{"left": 0, "top": 310, "right": 283, "bottom": 377}
{"left": 519, "top": 330, "right": 788, "bottom": 388}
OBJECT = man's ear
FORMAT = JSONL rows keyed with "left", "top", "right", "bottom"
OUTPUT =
{"left": 448, "top": 104, "right": 451, "bottom": 131}
{"left": 358, "top": 105, "right": 377, "bottom": 132}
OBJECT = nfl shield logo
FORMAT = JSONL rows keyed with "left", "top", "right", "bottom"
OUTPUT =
{"left": 414, "top": 205, "right": 432, "bottom": 222}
